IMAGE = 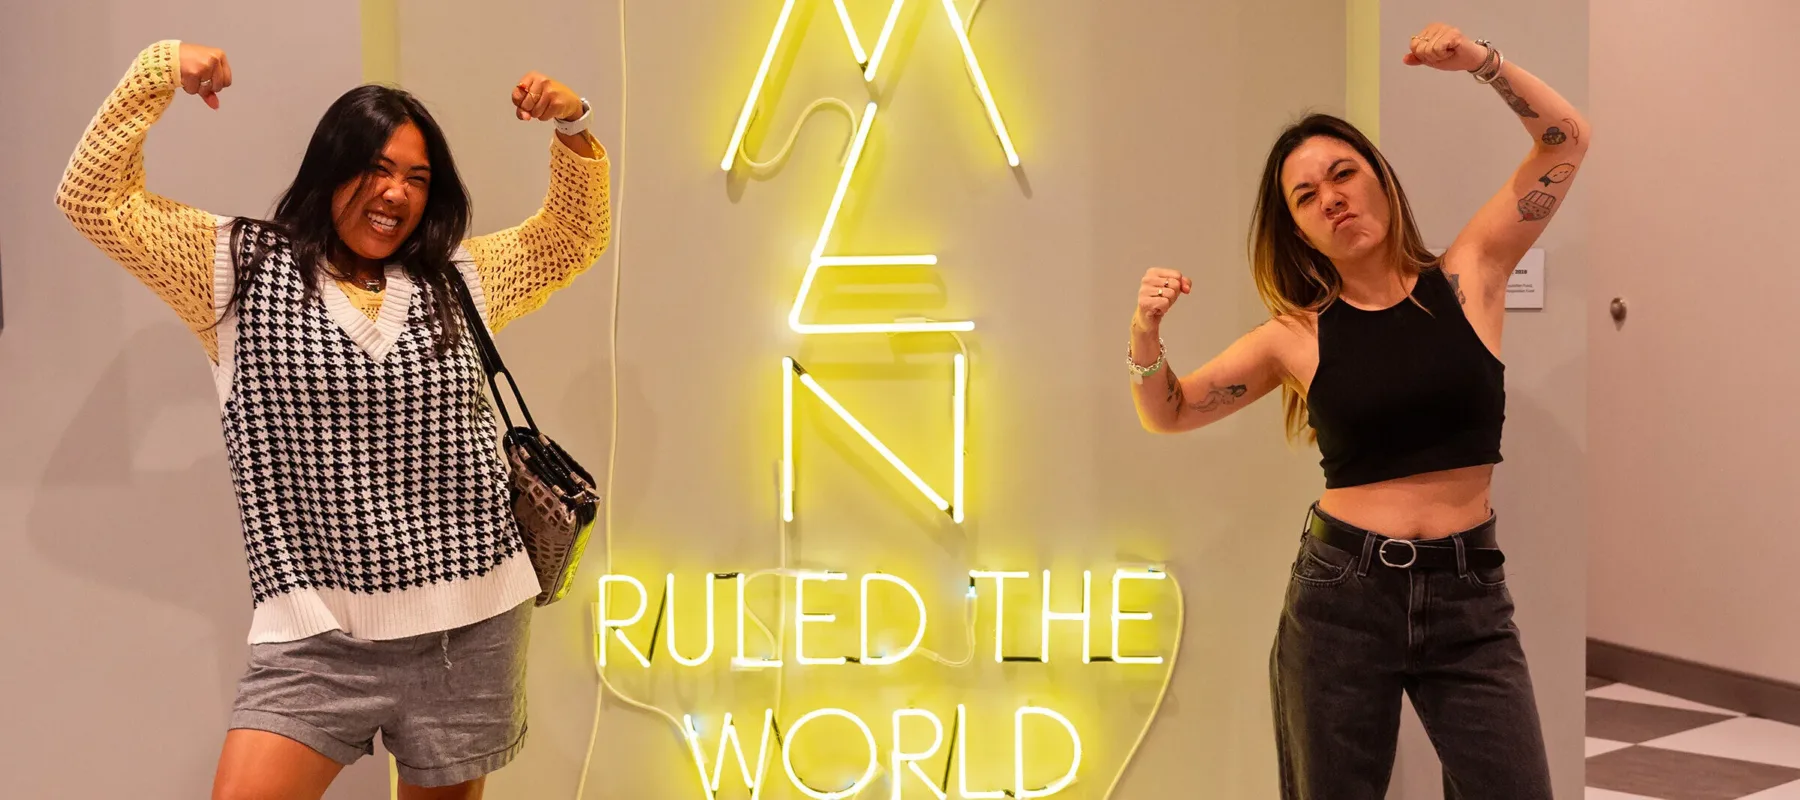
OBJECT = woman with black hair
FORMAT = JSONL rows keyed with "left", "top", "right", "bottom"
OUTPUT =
{"left": 57, "top": 40, "right": 610, "bottom": 799}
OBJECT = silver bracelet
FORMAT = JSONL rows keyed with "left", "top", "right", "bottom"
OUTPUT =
{"left": 1127, "top": 336, "right": 1166, "bottom": 384}
{"left": 1477, "top": 51, "right": 1506, "bottom": 83}
{"left": 1471, "top": 40, "right": 1505, "bottom": 83}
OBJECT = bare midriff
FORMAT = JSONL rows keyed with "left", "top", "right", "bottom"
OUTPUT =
{"left": 1316, "top": 464, "right": 1494, "bottom": 540}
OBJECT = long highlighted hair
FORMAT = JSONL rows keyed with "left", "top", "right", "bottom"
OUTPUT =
{"left": 1248, "top": 113, "right": 1439, "bottom": 444}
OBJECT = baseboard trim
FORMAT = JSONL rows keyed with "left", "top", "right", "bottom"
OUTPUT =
{"left": 1588, "top": 638, "right": 1800, "bottom": 727}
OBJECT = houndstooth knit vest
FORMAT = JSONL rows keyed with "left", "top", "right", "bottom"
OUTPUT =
{"left": 214, "top": 221, "right": 540, "bottom": 644}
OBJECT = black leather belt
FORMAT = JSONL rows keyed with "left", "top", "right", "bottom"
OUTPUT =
{"left": 1307, "top": 505, "right": 1506, "bottom": 572}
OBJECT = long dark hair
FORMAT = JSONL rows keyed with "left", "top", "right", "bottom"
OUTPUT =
{"left": 221, "top": 84, "right": 472, "bottom": 355}
{"left": 1248, "top": 112, "right": 1437, "bottom": 443}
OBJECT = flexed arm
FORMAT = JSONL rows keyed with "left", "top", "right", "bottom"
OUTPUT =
{"left": 55, "top": 41, "right": 235, "bottom": 359}
{"left": 1406, "top": 24, "right": 1592, "bottom": 303}
{"left": 461, "top": 73, "right": 612, "bottom": 331}
{"left": 1127, "top": 268, "right": 1285, "bottom": 434}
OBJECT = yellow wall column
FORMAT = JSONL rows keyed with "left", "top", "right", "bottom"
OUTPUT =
{"left": 1346, "top": 0, "right": 1380, "bottom": 143}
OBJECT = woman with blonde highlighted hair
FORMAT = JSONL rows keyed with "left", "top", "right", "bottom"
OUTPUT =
{"left": 1124, "top": 23, "right": 1588, "bottom": 798}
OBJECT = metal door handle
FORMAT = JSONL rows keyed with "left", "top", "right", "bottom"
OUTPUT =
{"left": 1610, "top": 297, "right": 1627, "bottom": 323}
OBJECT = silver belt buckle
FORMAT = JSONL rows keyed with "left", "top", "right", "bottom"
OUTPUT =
{"left": 1378, "top": 538, "right": 1418, "bottom": 569}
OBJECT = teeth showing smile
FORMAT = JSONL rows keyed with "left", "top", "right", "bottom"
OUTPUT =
{"left": 367, "top": 211, "right": 400, "bottom": 234}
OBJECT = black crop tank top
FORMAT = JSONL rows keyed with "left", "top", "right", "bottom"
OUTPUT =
{"left": 1306, "top": 266, "right": 1505, "bottom": 488}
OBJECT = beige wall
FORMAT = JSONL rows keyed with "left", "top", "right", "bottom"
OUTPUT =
{"left": 1, "top": 0, "right": 1592, "bottom": 797}
{"left": 0, "top": 2, "right": 391, "bottom": 797}
{"left": 1376, "top": 2, "right": 1589, "bottom": 798}
{"left": 1587, "top": 0, "right": 1800, "bottom": 685}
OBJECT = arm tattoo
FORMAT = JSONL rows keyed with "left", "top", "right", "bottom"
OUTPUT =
{"left": 1190, "top": 383, "right": 1247, "bottom": 413}
{"left": 1491, "top": 77, "right": 1539, "bottom": 118}
{"left": 1164, "top": 366, "right": 1184, "bottom": 407}
{"left": 1539, "top": 163, "right": 1576, "bottom": 187}
{"left": 1542, "top": 126, "right": 1567, "bottom": 146}
{"left": 1518, "top": 190, "right": 1559, "bottom": 222}
{"left": 1562, "top": 117, "right": 1581, "bottom": 143}
{"left": 1447, "top": 272, "right": 1467, "bottom": 305}
{"left": 1516, "top": 165, "right": 1573, "bottom": 222}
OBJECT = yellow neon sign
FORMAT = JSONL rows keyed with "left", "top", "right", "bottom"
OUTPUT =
{"left": 795, "top": 570, "right": 849, "bottom": 666}
{"left": 789, "top": 100, "right": 958, "bottom": 335}
{"left": 667, "top": 572, "right": 719, "bottom": 667}
{"left": 1111, "top": 568, "right": 1167, "bottom": 665}
{"left": 783, "top": 708, "right": 882, "bottom": 799}
{"left": 968, "top": 570, "right": 1028, "bottom": 662}
{"left": 676, "top": 703, "right": 1085, "bottom": 800}
{"left": 733, "top": 572, "right": 784, "bottom": 670}
{"left": 938, "top": 0, "right": 1020, "bottom": 167}
{"left": 957, "top": 703, "right": 1008, "bottom": 799}
{"left": 600, "top": 568, "right": 1172, "bottom": 668}
{"left": 597, "top": 574, "right": 651, "bottom": 668}
{"left": 1014, "top": 707, "right": 1082, "bottom": 798}
{"left": 892, "top": 708, "right": 948, "bottom": 800}
{"left": 599, "top": 561, "right": 1174, "bottom": 798}
{"left": 719, "top": 0, "right": 800, "bottom": 173}
{"left": 644, "top": 5, "right": 1179, "bottom": 798}
{"left": 721, "top": 0, "right": 1017, "bottom": 172}
{"left": 1041, "top": 569, "right": 1093, "bottom": 664}
{"left": 728, "top": 0, "right": 1017, "bottom": 523}
{"left": 683, "top": 710, "right": 776, "bottom": 800}
{"left": 863, "top": 0, "right": 909, "bottom": 81}
{"left": 830, "top": 0, "right": 871, "bottom": 66}
{"left": 860, "top": 572, "right": 928, "bottom": 665}
{"left": 786, "top": 359, "right": 960, "bottom": 518}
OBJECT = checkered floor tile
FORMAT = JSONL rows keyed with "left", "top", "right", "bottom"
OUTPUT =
{"left": 1587, "top": 677, "right": 1800, "bottom": 799}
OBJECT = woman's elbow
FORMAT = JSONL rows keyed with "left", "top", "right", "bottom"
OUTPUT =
{"left": 1566, "top": 114, "right": 1594, "bottom": 152}
{"left": 53, "top": 176, "right": 82, "bottom": 224}
{"left": 52, "top": 182, "right": 111, "bottom": 242}
{"left": 588, "top": 227, "right": 613, "bottom": 261}
{"left": 1138, "top": 415, "right": 1189, "bottom": 435}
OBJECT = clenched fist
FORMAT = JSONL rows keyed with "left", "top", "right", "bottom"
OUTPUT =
{"left": 177, "top": 43, "right": 232, "bottom": 109}
{"left": 511, "top": 72, "right": 585, "bottom": 122}
{"left": 1134, "top": 267, "right": 1191, "bottom": 331}
{"left": 1402, "top": 23, "right": 1488, "bottom": 73}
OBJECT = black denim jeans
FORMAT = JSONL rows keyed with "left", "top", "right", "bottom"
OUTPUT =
{"left": 1269, "top": 504, "right": 1552, "bottom": 799}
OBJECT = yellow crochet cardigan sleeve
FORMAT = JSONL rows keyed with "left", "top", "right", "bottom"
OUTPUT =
{"left": 55, "top": 41, "right": 218, "bottom": 354}
{"left": 55, "top": 40, "right": 612, "bottom": 363}
{"left": 461, "top": 129, "right": 612, "bottom": 332}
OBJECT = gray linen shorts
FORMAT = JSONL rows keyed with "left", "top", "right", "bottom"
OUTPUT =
{"left": 229, "top": 601, "right": 532, "bottom": 787}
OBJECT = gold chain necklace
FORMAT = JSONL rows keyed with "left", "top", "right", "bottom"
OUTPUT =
{"left": 330, "top": 259, "right": 385, "bottom": 292}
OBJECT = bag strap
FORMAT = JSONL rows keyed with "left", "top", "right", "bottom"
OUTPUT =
{"left": 447, "top": 269, "right": 540, "bottom": 434}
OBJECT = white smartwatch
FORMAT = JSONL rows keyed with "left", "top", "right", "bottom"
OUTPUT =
{"left": 555, "top": 98, "right": 592, "bottom": 137}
